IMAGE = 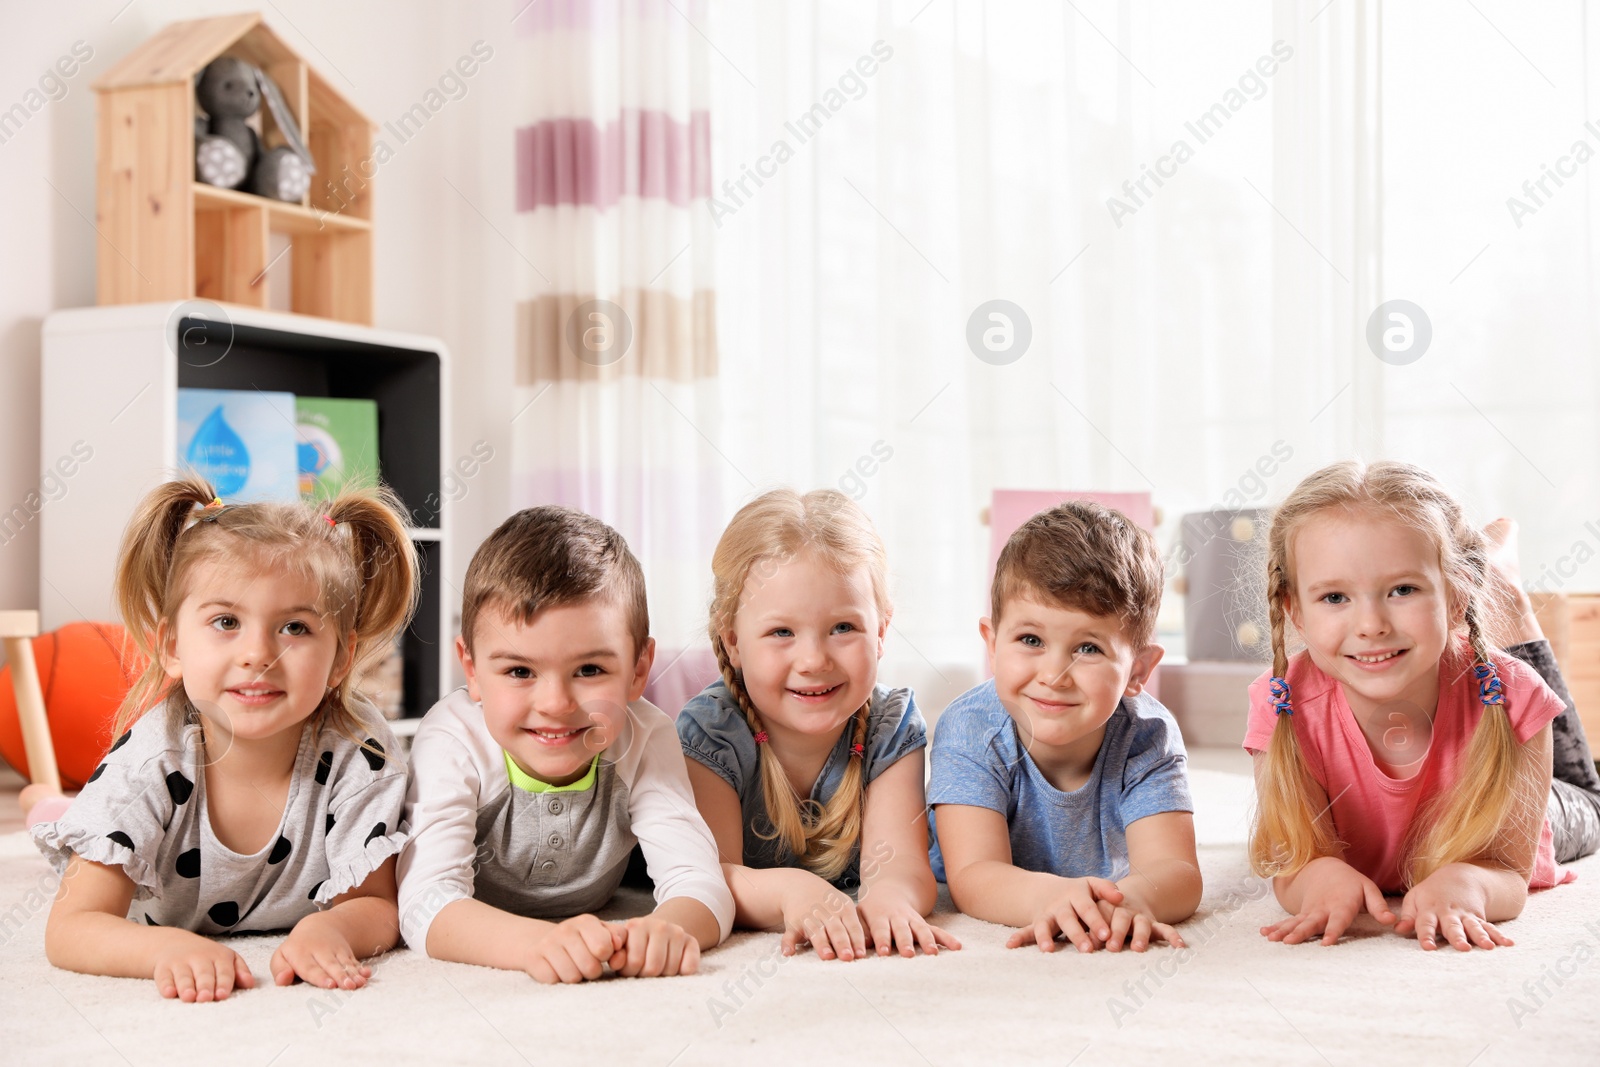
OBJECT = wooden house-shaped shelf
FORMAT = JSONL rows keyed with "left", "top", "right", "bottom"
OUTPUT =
{"left": 94, "top": 12, "right": 374, "bottom": 324}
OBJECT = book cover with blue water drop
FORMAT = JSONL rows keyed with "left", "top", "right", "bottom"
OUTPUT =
{"left": 176, "top": 389, "right": 299, "bottom": 502}
{"left": 296, "top": 397, "right": 380, "bottom": 500}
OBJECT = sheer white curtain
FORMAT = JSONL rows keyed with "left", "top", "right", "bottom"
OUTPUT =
{"left": 699, "top": 0, "right": 1600, "bottom": 697}
{"left": 1374, "top": 1, "right": 1600, "bottom": 554}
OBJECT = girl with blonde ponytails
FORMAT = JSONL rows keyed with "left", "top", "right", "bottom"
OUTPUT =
{"left": 677, "top": 489, "right": 959, "bottom": 960}
{"left": 1245, "top": 460, "right": 1600, "bottom": 951}
{"left": 31, "top": 475, "right": 418, "bottom": 1000}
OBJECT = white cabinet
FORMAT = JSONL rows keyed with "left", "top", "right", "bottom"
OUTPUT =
{"left": 41, "top": 302, "right": 452, "bottom": 719}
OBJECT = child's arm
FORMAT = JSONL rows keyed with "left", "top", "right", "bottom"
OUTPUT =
{"left": 1092, "top": 811, "right": 1202, "bottom": 949}
{"left": 611, "top": 898, "right": 718, "bottom": 979}
{"left": 624, "top": 713, "right": 736, "bottom": 954}
{"left": 937, "top": 803, "right": 1124, "bottom": 953}
{"left": 45, "top": 856, "right": 255, "bottom": 1002}
{"left": 605, "top": 710, "right": 739, "bottom": 977}
{"left": 647, "top": 896, "right": 720, "bottom": 946}
{"left": 601, "top": 710, "right": 739, "bottom": 979}
{"left": 685, "top": 761, "right": 868, "bottom": 961}
{"left": 273, "top": 721, "right": 411, "bottom": 988}
{"left": 270, "top": 855, "right": 400, "bottom": 989}
{"left": 425, "top": 897, "right": 624, "bottom": 982}
{"left": 855, "top": 753, "right": 961, "bottom": 956}
{"left": 1253, "top": 750, "right": 1397, "bottom": 945}
{"left": 1393, "top": 723, "right": 1551, "bottom": 950}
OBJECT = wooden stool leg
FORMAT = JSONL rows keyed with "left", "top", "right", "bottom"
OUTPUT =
{"left": 1, "top": 611, "right": 60, "bottom": 791}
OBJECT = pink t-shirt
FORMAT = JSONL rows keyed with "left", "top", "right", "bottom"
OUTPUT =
{"left": 1242, "top": 644, "right": 1570, "bottom": 892}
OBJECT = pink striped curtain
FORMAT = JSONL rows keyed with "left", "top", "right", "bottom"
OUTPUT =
{"left": 513, "top": 0, "right": 718, "bottom": 383}
{"left": 509, "top": 0, "right": 727, "bottom": 701}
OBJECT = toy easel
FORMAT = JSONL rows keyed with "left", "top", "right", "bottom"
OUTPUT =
{"left": 1, "top": 611, "right": 60, "bottom": 790}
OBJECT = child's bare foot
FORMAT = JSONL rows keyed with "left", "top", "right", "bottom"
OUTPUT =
{"left": 19, "top": 782, "right": 59, "bottom": 812}
{"left": 18, "top": 780, "right": 74, "bottom": 831}
{"left": 1482, "top": 518, "right": 1543, "bottom": 647}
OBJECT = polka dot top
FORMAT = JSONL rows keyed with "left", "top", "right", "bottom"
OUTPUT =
{"left": 32, "top": 696, "right": 408, "bottom": 935}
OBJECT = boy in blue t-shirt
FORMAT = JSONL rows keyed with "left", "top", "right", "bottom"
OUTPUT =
{"left": 929, "top": 501, "right": 1200, "bottom": 954}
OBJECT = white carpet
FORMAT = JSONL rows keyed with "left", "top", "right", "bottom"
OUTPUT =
{"left": 2, "top": 767, "right": 1598, "bottom": 1066}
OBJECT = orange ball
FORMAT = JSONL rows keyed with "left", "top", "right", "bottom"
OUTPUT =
{"left": 0, "top": 622, "right": 148, "bottom": 790}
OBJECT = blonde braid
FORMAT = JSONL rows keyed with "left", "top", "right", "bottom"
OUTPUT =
{"left": 1403, "top": 605, "right": 1526, "bottom": 885}
{"left": 1248, "top": 565, "right": 1340, "bottom": 878}
{"left": 801, "top": 700, "right": 870, "bottom": 883}
{"left": 711, "top": 633, "right": 806, "bottom": 858}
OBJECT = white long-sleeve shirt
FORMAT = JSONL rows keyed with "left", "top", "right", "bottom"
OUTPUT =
{"left": 396, "top": 688, "right": 734, "bottom": 955}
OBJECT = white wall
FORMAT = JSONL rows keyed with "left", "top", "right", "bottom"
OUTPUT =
{"left": 0, "top": 2, "right": 518, "bottom": 673}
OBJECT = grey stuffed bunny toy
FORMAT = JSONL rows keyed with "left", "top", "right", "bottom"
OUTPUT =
{"left": 194, "top": 56, "right": 315, "bottom": 202}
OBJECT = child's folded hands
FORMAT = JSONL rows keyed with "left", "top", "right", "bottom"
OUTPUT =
{"left": 1006, "top": 875, "right": 1126, "bottom": 953}
{"left": 522, "top": 914, "right": 627, "bottom": 984}
{"left": 608, "top": 914, "right": 701, "bottom": 977}
{"left": 1087, "top": 896, "right": 1186, "bottom": 952}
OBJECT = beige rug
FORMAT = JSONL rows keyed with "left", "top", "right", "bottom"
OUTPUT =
{"left": 2, "top": 768, "right": 1597, "bottom": 1066}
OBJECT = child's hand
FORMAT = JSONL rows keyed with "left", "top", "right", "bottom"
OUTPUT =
{"left": 1261, "top": 856, "right": 1396, "bottom": 946}
{"left": 856, "top": 888, "right": 961, "bottom": 958}
{"left": 608, "top": 915, "right": 700, "bottom": 977}
{"left": 779, "top": 874, "right": 867, "bottom": 961}
{"left": 272, "top": 913, "right": 373, "bottom": 990}
{"left": 1086, "top": 897, "right": 1186, "bottom": 953}
{"left": 152, "top": 933, "right": 255, "bottom": 1002}
{"left": 523, "top": 914, "right": 627, "bottom": 984}
{"left": 1007, "top": 876, "right": 1125, "bottom": 952}
{"left": 1394, "top": 865, "right": 1514, "bottom": 951}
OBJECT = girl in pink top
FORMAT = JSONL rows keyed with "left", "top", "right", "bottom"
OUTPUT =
{"left": 1244, "top": 460, "right": 1600, "bottom": 952}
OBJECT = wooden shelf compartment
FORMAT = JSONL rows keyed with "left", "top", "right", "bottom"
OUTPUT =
{"left": 192, "top": 182, "right": 373, "bottom": 323}
{"left": 94, "top": 13, "right": 376, "bottom": 325}
{"left": 194, "top": 182, "right": 371, "bottom": 233}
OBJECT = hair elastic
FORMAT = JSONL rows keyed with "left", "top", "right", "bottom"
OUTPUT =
{"left": 196, "top": 497, "right": 230, "bottom": 523}
{"left": 1473, "top": 663, "right": 1505, "bottom": 706}
{"left": 753, "top": 730, "right": 769, "bottom": 745}
{"left": 324, "top": 514, "right": 337, "bottom": 528}
{"left": 850, "top": 742, "right": 865, "bottom": 758}
{"left": 1268, "top": 676, "right": 1293, "bottom": 716}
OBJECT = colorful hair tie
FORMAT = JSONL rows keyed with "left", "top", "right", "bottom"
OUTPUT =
{"left": 324, "top": 514, "right": 337, "bottom": 528}
{"left": 206, "top": 497, "right": 224, "bottom": 508}
{"left": 1268, "top": 676, "right": 1293, "bottom": 716}
{"left": 850, "top": 742, "right": 865, "bottom": 758}
{"left": 197, "top": 497, "right": 229, "bottom": 523}
{"left": 753, "top": 730, "right": 769, "bottom": 745}
{"left": 1473, "top": 663, "right": 1505, "bottom": 706}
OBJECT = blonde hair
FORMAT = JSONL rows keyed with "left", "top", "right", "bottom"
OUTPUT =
{"left": 113, "top": 474, "right": 419, "bottom": 747}
{"left": 707, "top": 488, "right": 891, "bottom": 882}
{"left": 1248, "top": 460, "right": 1535, "bottom": 886}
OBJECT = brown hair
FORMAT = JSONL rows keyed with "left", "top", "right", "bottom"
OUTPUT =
{"left": 113, "top": 474, "right": 419, "bottom": 744}
{"left": 1248, "top": 459, "right": 1537, "bottom": 886}
{"left": 708, "top": 488, "right": 891, "bottom": 882}
{"left": 460, "top": 506, "right": 648, "bottom": 657}
{"left": 991, "top": 500, "right": 1164, "bottom": 646}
